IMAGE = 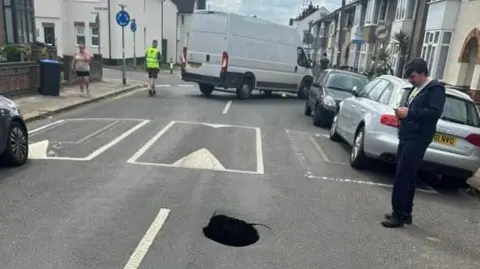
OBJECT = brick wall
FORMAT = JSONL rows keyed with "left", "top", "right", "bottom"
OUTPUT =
{"left": 0, "top": 62, "right": 40, "bottom": 96}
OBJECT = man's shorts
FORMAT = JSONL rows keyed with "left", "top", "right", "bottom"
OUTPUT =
{"left": 147, "top": 68, "right": 159, "bottom": 79}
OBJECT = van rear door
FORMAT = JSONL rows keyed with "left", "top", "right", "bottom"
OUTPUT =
{"left": 185, "top": 12, "right": 228, "bottom": 77}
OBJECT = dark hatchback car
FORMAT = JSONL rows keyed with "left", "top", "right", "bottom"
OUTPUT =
{"left": 0, "top": 95, "right": 28, "bottom": 167}
{"left": 305, "top": 69, "right": 368, "bottom": 127}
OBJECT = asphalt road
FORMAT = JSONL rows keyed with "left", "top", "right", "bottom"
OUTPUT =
{"left": 0, "top": 69, "right": 479, "bottom": 269}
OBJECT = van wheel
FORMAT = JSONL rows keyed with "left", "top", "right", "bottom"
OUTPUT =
{"left": 199, "top": 84, "right": 214, "bottom": 97}
{"left": 236, "top": 78, "right": 253, "bottom": 100}
{"left": 297, "top": 80, "right": 310, "bottom": 100}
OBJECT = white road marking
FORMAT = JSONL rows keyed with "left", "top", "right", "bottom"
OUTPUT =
{"left": 28, "top": 119, "right": 150, "bottom": 161}
{"left": 256, "top": 128, "right": 264, "bottom": 174}
{"left": 123, "top": 208, "right": 171, "bottom": 269}
{"left": 127, "top": 121, "right": 265, "bottom": 174}
{"left": 59, "top": 120, "right": 121, "bottom": 144}
{"left": 222, "top": 100, "right": 232, "bottom": 114}
{"left": 85, "top": 120, "right": 150, "bottom": 160}
{"left": 65, "top": 118, "right": 146, "bottom": 122}
{"left": 29, "top": 140, "right": 49, "bottom": 158}
{"left": 178, "top": 84, "right": 195, "bottom": 87}
{"left": 155, "top": 84, "right": 171, "bottom": 87}
{"left": 127, "top": 121, "right": 176, "bottom": 163}
{"left": 306, "top": 173, "right": 438, "bottom": 194}
{"left": 172, "top": 148, "right": 226, "bottom": 170}
{"left": 309, "top": 136, "right": 330, "bottom": 162}
{"left": 28, "top": 120, "right": 65, "bottom": 135}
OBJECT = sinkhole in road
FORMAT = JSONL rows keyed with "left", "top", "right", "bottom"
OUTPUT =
{"left": 203, "top": 214, "right": 267, "bottom": 247}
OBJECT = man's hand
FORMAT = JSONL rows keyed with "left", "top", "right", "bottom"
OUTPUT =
{"left": 394, "top": 107, "right": 408, "bottom": 119}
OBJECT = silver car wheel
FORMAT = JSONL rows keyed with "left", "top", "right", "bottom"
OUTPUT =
{"left": 330, "top": 114, "right": 338, "bottom": 137}
{"left": 351, "top": 131, "right": 363, "bottom": 161}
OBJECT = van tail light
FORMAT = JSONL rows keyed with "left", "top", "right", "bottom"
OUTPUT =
{"left": 466, "top": 134, "right": 480, "bottom": 147}
{"left": 181, "top": 46, "right": 187, "bottom": 68}
{"left": 380, "top": 114, "right": 400, "bottom": 128}
{"left": 221, "top": 51, "right": 228, "bottom": 72}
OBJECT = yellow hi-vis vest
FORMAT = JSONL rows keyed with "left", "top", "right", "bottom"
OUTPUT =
{"left": 146, "top": 47, "right": 160, "bottom": 68}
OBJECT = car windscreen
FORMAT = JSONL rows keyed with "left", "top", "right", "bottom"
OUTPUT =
{"left": 325, "top": 73, "right": 368, "bottom": 92}
{"left": 441, "top": 95, "right": 480, "bottom": 127}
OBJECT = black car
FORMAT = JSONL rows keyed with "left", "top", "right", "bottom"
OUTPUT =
{"left": 304, "top": 69, "right": 369, "bottom": 127}
{"left": 0, "top": 95, "right": 28, "bottom": 167}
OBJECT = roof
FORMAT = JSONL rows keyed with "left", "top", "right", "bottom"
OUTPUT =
{"left": 383, "top": 75, "right": 474, "bottom": 102}
{"left": 171, "top": 0, "right": 206, "bottom": 13}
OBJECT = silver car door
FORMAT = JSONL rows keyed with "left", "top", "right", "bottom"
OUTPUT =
{"left": 344, "top": 78, "right": 382, "bottom": 142}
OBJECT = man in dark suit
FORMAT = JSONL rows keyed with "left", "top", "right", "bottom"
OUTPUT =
{"left": 382, "top": 58, "right": 446, "bottom": 228}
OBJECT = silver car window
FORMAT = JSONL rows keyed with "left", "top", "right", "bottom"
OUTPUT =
{"left": 378, "top": 83, "right": 394, "bottom": 105}
{"left": 366, "top": 79, "right": 389, "bottom": 101}
{"left": 357, "top": 78, "right": 381, "bottom": 97}
{"left": 441, "top": 95, "right": 480, "bottom": 127}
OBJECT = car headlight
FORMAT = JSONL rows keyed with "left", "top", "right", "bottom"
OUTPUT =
{"left": 323, "top": 95, "right": 336, "bottom": 107}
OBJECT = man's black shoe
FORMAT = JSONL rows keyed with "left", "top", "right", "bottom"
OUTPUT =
{"left": 384, "top": 213, "right": 412, "bottom": 224}
{"left": 381, "top": 214, "right": 405, "bottom": 228}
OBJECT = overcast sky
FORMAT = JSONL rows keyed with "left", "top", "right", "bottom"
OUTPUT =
{"left": 205, "top": 0, "right": 341, "bottom": 25}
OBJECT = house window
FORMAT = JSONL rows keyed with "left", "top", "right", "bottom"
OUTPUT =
{"left": 421, "top": 30, "right": 451, "bottom": 79}
{"left": 90, "top": 24, "right": 99, "bottom": 47}
{"left": 5, "top": 0, "right": 36, "bottom": 43}
{"left": 74, "top": 23, "right": 86, "bottom": 45}
{"left": 181, "top": 15, "right": 184, "bottom": 25}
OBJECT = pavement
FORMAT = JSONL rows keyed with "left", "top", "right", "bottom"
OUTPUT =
{"left": 1, "top": 69, "right": 479, "bottom": 269}
{"left": 14, "top": 78, "right": 146, "bottom": 122}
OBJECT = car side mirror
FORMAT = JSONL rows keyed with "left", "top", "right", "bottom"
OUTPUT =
{"left": 352, "top": 86, "right": 358, "bottom": 95}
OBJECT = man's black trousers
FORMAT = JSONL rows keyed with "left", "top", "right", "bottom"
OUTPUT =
{"left": 391, "top": 139, "right": 430, "bottom": 216}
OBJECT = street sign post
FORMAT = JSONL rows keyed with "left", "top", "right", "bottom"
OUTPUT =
{"left": 116, "top": 6, "right": 130, "bottom": 85}
{"left": 131, "top": 19, "right": 137, "bottom": 68}
{"left": 373, "top": 24, "right": 390, "bottom": 75}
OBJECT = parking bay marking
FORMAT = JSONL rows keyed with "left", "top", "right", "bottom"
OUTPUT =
{"left": 28, "top": 118, "right": 150, "bottom": 161}
{"left": 123, "top": 208, "right": 171, "bottom": 269}
{"left": 127, "top": 120, "right": 264, "bottom": 174}
{"left": 306, "top": 173, "right": 438, "bottom": 194}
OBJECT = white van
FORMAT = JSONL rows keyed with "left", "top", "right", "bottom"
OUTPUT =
{"left": 180, "top": 10, "right": 313, "bottom": 100}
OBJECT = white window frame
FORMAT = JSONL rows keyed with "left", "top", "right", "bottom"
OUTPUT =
{"left": 421, "top": 30, "right": 452, "bottom": 79}
{"left": 90, "top": 25, "right": 99, "bottom": 47}
{"left": 74, "top": 24, "right": 86, "bottom": 45}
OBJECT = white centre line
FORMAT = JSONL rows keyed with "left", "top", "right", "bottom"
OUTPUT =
{"left": 222, "top": 100, "right": 232, "bottom": 114}
{"left": 123, "top": 208, "right": 171, "bottom": 269}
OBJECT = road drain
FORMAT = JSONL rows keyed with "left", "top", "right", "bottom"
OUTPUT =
{"left": 203, "top": 214, "right": 266, "bottom": 247}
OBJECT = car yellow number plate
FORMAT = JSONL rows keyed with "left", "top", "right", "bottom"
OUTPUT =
{"left": 433, "top": 133, "right": 457, "bottom": 146}
{"left": 188, "top": 63, "right": 201, "bottom": 68}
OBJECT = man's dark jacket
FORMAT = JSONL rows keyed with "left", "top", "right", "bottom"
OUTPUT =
{"left": 398, "top": 79, "right": 446, "bottom": 142}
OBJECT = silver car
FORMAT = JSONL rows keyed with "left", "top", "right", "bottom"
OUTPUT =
{"left": 329, "top": 75, "right": 480, "bottom": 184}
{"left": 0, "top": 95, "right": 29, "bottom": 167}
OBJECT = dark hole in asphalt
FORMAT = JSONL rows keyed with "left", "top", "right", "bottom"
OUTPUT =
{"left": 203, "top": 214, "right": 269, "bottom": 247}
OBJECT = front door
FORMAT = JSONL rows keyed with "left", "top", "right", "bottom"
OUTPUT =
{"left": 44, "top": 26, "right": 55, "bottom": 46}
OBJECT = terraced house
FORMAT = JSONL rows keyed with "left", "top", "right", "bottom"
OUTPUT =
{"left": 313, "top": 0, "right": 427, "bottom": 74}
{"left": 426, "top": 0, "right": 480, "bottom": 101}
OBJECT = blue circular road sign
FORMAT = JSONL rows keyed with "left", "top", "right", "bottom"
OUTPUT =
{"left": 130, "top": 21, "right": 137, "bottom": 32}
{"left": 116, "top": 10, "right": 130, "bottom": 27}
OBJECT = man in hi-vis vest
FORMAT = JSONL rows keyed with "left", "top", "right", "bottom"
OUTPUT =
{"left": 145, "top": 39, "right": 161, "bottom": 96}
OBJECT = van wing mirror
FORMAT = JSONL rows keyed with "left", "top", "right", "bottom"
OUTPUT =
{"left": 352, "top": 86, "right": 358, "bottom": 94}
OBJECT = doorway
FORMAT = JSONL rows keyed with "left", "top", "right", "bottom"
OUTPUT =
{"left": 43, "top": 23, "right": 55, "bottom": 46}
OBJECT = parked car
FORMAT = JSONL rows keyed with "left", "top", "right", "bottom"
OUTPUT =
{"left": 304, "top": 69, "right": 368, "bottom": 127}
{"left": 181, "top": 10, "right": 313, "bottom": 100}
{"left": 0, "top": 95, "right": 28, "bottom": 167}
{"left": 329, "top": 75, "right": 480, "bottom": 184}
